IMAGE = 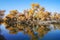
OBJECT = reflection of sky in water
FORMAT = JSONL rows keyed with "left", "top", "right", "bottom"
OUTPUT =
{"left": 4, "top": 32, "right": 31, "bottom": 40}
{"left": 0, "top": 25, "right": 31, "bottom": 40}
{"left": 1, "top": 24, "right": 60, "bottom": 40}
{"left": 43, "top": 30, "right": 60, "bottom": 40}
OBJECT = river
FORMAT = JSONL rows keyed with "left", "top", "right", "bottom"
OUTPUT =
{"left": 0, "top": 24, "right": 60, "bottom": 40}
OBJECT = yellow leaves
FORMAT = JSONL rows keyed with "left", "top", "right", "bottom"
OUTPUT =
{"left": 45, "top": 11, "right": 50, "bottom": 15}
{"left": 18, "top": 15, "right": 25, "bottom": 21}
{"left": 10, "top": 10, "right": 18, "bottom": 14}
{"left": 51, "top": 13, "right": 60, "bottom": 20}
{"left": 4, "top": 10, "right": 18, "bottom": 21}
{"left": 27, "top": 9, "right": 34, "bottom": 18}
{"left": 10, "top": 10, "right": 18, "bottom": 16}
{"left": 31, "top": 3, "right": 40, "bottom": 8}
{"left": 7, "top": 14, "right": 14, "bottom": 18}
{"left": 35, "top": 11, "right": 44, "bottom": 19}
{"left": 3, "top": 4, "right": 47, "bottom": 21}
{"left": 35, "top": 10, "right": 50, "bottom": 20}
{"left": 31, "top": 3, "right": 35, "bottom": 8}
{"left": 40, "top": 7, "right": 45, "bottom": 11}
{"left": 31, "top": 3, "right": 40, "bottom": 11}
{"left": 29, "top": 9, "right": 34, "bottom": 14}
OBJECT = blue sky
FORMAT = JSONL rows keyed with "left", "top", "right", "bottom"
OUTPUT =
{"left": 0, "top": 0, "right": 60, "bottom": 15}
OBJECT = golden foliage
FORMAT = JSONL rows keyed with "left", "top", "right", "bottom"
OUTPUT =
{"left": 0, "top": 4, "right": 60, "bottom": 39}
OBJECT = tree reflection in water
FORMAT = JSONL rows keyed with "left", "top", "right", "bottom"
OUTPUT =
{"left": 53, "top": 24, "right": 60, "bottom": 30}
{"left": 3, "top": 19, "right": 60, "bottom": 40}
{"left": 3, "top": 20, "right": 51, "bottom": 40}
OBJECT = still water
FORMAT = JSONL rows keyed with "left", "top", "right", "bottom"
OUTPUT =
{"left": 0, "top": 24, "right": 60, "bottom": 40}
